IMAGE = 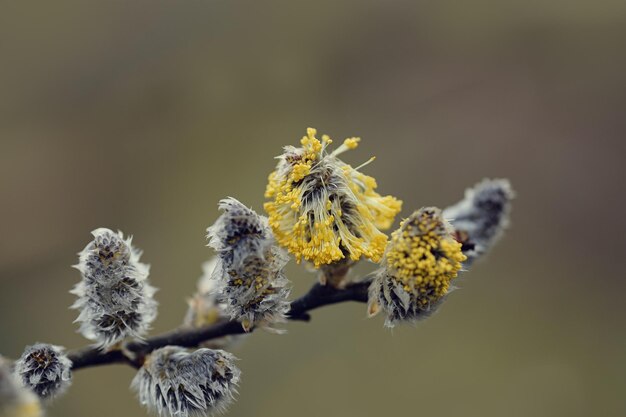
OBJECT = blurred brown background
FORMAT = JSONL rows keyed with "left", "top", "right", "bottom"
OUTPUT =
{"left": 1, "top": 1, "right": 625, "bottom": 416}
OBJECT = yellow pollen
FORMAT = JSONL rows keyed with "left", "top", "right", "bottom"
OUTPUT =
{"left": 265, "top": 128, "right": 402, "bottom": 267}
{"left": 385, "top": 208, "right": 466, "bottom": 306}
{"left": 344, "top": 137, "right": 361, "bottom": 149}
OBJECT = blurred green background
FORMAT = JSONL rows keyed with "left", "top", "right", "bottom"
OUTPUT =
{"left": 1, "top": 1, "right": 625, "bottom": 416}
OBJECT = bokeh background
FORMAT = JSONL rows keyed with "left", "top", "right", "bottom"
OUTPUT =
{"left": 1, "top": 1, "right": 625, "bottom": 416}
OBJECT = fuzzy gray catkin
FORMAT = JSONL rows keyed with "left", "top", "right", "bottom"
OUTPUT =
{"left": 132, "top": 346, "right": 240, "bottom": 417}
{"left": 71, "top": 228, "right": 158, "bottom": 349}
{"left": 443, "top": 179, "right": 514, "bottom": 266}
{"left": 206, "top": 198, "right": 290, "bottom": 331}
{"left": 183, "top": 258, "right": 248, "bottom": 350}
{"left": 14, "top": 343, "right": 72, "bottom": 399}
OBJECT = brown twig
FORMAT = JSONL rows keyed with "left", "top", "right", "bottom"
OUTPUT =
{"left": 67, "top": 280, "right": 371, "bottom": 371}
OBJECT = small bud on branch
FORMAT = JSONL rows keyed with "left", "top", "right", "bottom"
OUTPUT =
{"left": 71, "top": 228, "right": 158, "bottom": 349}
{"left": 132, "top": 346, "right": 240, "bottom": 417}
{"left": 14, "top": 343, "right": 72, "bottom": 400}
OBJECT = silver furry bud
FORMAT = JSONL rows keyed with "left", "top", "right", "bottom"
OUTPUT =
{"left": 132, "top": 346, "right": 240, "bottom": 417}
{"left": 443, "top": 179, "right": 514, "bottom": 266}
{"left": 14, "top": 344, "right": 72, "bottom": 399}
{"left": 206, "top": 198, "right": 290, "bottom": 331}
{"left": 71, "top": 228, "right": 158, "bottom": 349}
{"left": 184, "top": 259, "right": 248, "bottom": 350}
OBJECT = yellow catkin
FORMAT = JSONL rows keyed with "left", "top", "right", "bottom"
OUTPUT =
{"left": 264, "top": 128, "right": 402, "bottom": 267}
{"left": 385, "top": 208, "right": 466, "bottom": 306}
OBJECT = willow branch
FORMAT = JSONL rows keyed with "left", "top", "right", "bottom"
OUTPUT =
{"left": 67, "top": 279, "right": 371, "bottom": 371}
